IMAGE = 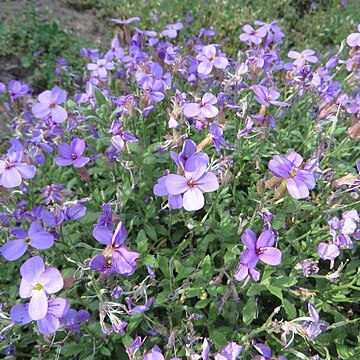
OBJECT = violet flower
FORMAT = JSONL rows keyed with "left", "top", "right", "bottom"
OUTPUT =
{"left": 55, "top": 138, "right": 90, "bottom": 168}
{"left": 196, "top": 45, "right": 228, "bottom": 75}
{"left": 268, "top": 151, "right": 316, "bottom": 199}
{"left": 90, "top": 222, "right": 140, "bottom": 276}
{"left": 109, "top": 120, "right": 138, "bottom": 152}
{"left": 11, "top": 298, "right": 69, "bottom": 336}
{"left": 32, "top": 87, "right": 68, "bottom": 123}
{"left": 144, "top": 346, "right": 164, "bottom": 360}
{"left": 161, "top": 22, "right": 183, "bottom": 38}
{"left": 0, "top": 148, "right": 36, "bottom": 188}
{"left": 234, "top": 262, "right": 260, "bottom": 283}
{"left": 60, "top": 309, "right": 90, "bottom": 334}
{"left": 240, "top": 229, "right": 282, "bottom": 268}
{"left": 19, "top": 256, "right": 64, "bottom": 320}
{"left": 8, "top": 80, "right": 31, "bottom": 101}
{"left": 183, "top": 93, "right": 219, "bottom": 118}
{"left": 209, "top": 123, "right": 229, "bottom": 152}
{"left": 288, "top": 49, "right": 318, "bottom": 67}
{"left": 239, "top": 24, "right": 267, "bottom": 45}
{"left": 1, "top": 222, "right": 54, "bottom": 261}
{"left": 214, "top": 342, "right": 243, "bottom": 360}
{"left": 302, "top": 302, "right": 328, "bottom": 339}
{"left": 87, "top": 58, "right": 115, "bottom": 78}
{"left": 347, "top": 24, "right": 360, "bottom": 47}
{"left": 252, "top": 85, "right": 289, "bottom": 107}
{"left": 254, "top": 343, "right": 272, "bottom": 359}
{"left": 157, "top": 158, "right": 219, "bottom": 211}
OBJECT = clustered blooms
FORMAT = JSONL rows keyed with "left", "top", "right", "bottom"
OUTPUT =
{"left": 0, "top": 12, "right": 359, "bottom": 359}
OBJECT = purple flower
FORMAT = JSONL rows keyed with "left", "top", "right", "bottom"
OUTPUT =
{"left": 288, "top": 49, "right": 318, "bottom": 67}
{"left": 0, "top": 149, "right": 36, "bottom": 188}
{"left": 55, "top": 138, "right": 90, "bottom": 168}
{"left": 302, "top": 303, "right": 328, "bottom": 339}
{"left": 42, "top": 183, "right": 67, "bottom": 205}
{"left": 240, "top": 229, "right": 282, "bottom": 268}
{"left": 183, "top": 93, "right": 219, "bottom": 118}
{"left": 8, "top": 80, "right": 31, "bottom": 101}
{"left": 234, "top": 262, "right": 260, "bottom": 282}
{"left": 90, "top": 222, "right": 140, "bottom": 276}
{"left": 268, "top": 152, "right": 316, "bottom": 199}
{"left": 87, "top": 58, "right": 115, "bottom": 78}
{"left": 254, "top": 343, "right": 272, "bottom": 359}
{"left": 1, "top": 222, "right": 54, "bottom": 261}
{"left": 252, "top": 85, "right": 289, "bottom": 107}
{"left": 60, "top": 309, "right": 90, "bottom": 334}
{"left": 0, "top": 82, "right": 5, "bottom": 93}
{"left": 109, "top": 121, "right": 138, "bottom": 152}
{"left": 347, "top": 24, "right": 360, "bottom": 47}
{"left": 196, "top": 45, "right": 228, "bottom": 75}
{"left": 105, "top": 37, "right": 125, "bottom": 61}
{"left": 317, "top": 242, "right": 340, "bottom": 262}
{"left": 32, "top": 87, "right": 68, "bottom": 123}
{"left": 144, "top": 346, "right": 165, "bottom": 360}
{"left": 156, "top": 158, "right": 219, "bottom": 211}
{"left": 19, "top": 256, "right": 64, "bottom": 320}
{"left": 209, "top": 123, "right": 229, "bottom": 152}
{"left": 214, "top": 342, "right": 243, "bottom": 360}
{"left": 161, "top": 22, "right": 183, "bottom": 38}
{"left": 11, "top": 298, "right": 69, "bottom": 336}
{"left": 239, "top": 24, "right": 267, "bottom": 45}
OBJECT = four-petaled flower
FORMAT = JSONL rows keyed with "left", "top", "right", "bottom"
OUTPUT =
{"left": 161, "top": 22, "right": 183, "bottom": 38}
{"left": 346, "top": 24, "right": 360, "bottom": 47}
{"left": 19, "top": 256, "right": 64, "bottom": 320}
{"left": 183, "top": 93, "right": 219, "bottom": 118}
{"left": 55, "top": 138, "right": 90, "bottom": 168}
{"left": 32, "top": 87, "right": 68, "bottom": 123}
{"left": 288, "top": 49, "right": 318, "bottom": 67}
{"left": 252, "top": 85, "right": 289, "bottom": 107}
{"left": 87, "top": 58, "right": 115, "bottom": 78}
{"left": 196, "top": 45, "right": 228, "bottom": 75}
{"left": 239, "top": 24, "right": 267, "bottom": 45}
{"left": 241, "top": 229, "right": 282, "bottom": 268}
{"left": 2, "top": 222, "right": 54, "bottom": 261}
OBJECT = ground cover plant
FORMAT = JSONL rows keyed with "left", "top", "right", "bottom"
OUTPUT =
{"left": 0, "top": 2, "right": 360, "bottom": 359}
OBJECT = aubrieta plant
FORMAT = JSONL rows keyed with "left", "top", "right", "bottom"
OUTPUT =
{"left": 0, "top": 13, "right": 359, "bottom": 360}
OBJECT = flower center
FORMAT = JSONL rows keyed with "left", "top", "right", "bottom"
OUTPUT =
{"left": 288, "top": 169, "right": 297, "bottom": 178}
{"left": 71, "top": 153, "right": 77, "bottom": 160}
{"left": 4, "top": 160, "right": 13, "bottom": 169}
{"left": 49, "top": 101, "right": 56, "bottom": 109}
{"left": 33, "top": 283, "right": 43, "bottom": 291}
{"left": 187, "top": 179, "right": 196, "bottom": 188}
{"left": 265, "top": 95, "right": 272, "bottom": 102}
{"left": 24, "top": 237, "right": 31, "bottom": 244}
{"left": 256, "top": 247, "right": 264, "bottom": 255}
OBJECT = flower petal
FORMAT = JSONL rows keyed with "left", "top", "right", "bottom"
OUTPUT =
{"left": 259, "top": 247, "right": 282, "bottom": 265}
{"left": 1, "top": 167, "right": 22, "bottom": 188}
{"left": 1, "top": 239, "right": 28, "bottom": 261}
{"left": 183, "top": 187, "right": 204, "bottom": 211}
{"left": 29, "top": 289, "right": 48, "bottom": 320}
{"left": 165, "top": 174, "right": 189, "bottom": 195}
{"left": 196, "top": 172, "right": 219, "bottom": 192}
{"left": 39, "top": 268, "right": 63, "bottom": 294}
{"left": 241, "top": 229, "right": 257, "bottom": 249}
{"left": 257, "top": 230, "right": 275, "bottom": 248}
{"left": 20, "top": 256, "right": 45, "bottom": 283}
{"left": 287, "top": 177, "right": 309, "bottom": 199}
{"left": 93, "top": 226, "right": 112, "bottom": 245}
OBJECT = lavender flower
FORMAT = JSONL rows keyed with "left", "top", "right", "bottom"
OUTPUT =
{"left": 239, "top": 24, "right": 267, "bottom": 45}
{"left": 161, "top": 23, "right": 183, "bottom": 38}
{"left": 0, "top": 149, "right": 36, "bottom": 188}
{"left": 183, "top": 93, "right": 219, "bottom": 118}
{"left": 60, "top": 309, "right": 90, "bottom": 334}
{"left": 87, "top": 58, "right": 115, "bottom": 78}
{"left": 1, "top": 222, "right": 54, "bottom": 261}
{"left": 90, "top": 221, "right": 140, "bottom": 276}
{"left": 268, "top": 152, "right": 316, "bottom": 199}
{"left": 8, "top": 80, "right": 31, "bottom": 101}
{"left": 214, "top": 342, "right": 243, "bottom": 360}
{"left": 109, "top": 120, "right": 138, "bottom": 152}
{"left": 144, "top": 346, "right": 165, "bottom": 360}
{"left": 252, "top": 85, "right": 289, "bottom": 107}
{"left": 240, "top": 229, "right": 282, "bottom": 268}
{"left": 302, "top": 303, "right": 328, "bottom": 339}
{"left": 19, "top": 256, "right": 64, "bottom": 320}
{"left": 11, "top": 298, "right": 69, "bottom": 336}
{"left": 288, "top": 49, "right": 318, "bottom": 67}
{"left": 55, "top": 138, "right": 90, "bottom": 168}
{"left": 32, "top": 87, "right": 68, "bottom": 123}
{"left": 347, "top": 24, "right": 360, "bottom": 47}
{"left": 196, "top": 45, "right": 228, "bottom": 75}
{"left": 209, "top": 123, "right": 229, "bottom": 152}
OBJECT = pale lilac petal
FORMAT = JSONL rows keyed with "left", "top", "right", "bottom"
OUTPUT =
{"left": 296, "top": 170, "right": 315, "bottom": 189}
{"left": 51, "top": 87, "right": 67, "bottom": 104}
{"left": 58, "top": 143, "right": 72, "bottom": 158}
{"left": 37, "top": 314, "right": 60, "bottom": 335}
{"left": 240, "top": 249, "right": 258, "bottom": 268}
{"left": 19, "top": 280, "right": 33, "bottom": 298}
{"left": 165, "top": 174, "right": 189, "bottom": 195}
{"left": 202, "top": 93, "right": 218, "bottom": 105}
{"left": 286, "top": 151, "right": 303, "bottom": 167}
{"left": 203, "top": 45, "right": 216, "bottom": 58}
{"left": 55, "top": 157, "right": 74, "bottom": 166}
{"left": 50, "top": 106, "right": 68, "bottom": 123}
{"left": 47, "top": 298, "right": 70, "bottom": 318}
{"left": 183, "top": 187, "right": 204, "bottom": 211}
{"left": 201, "top": 104, "right": 218, "bottom": 118}
{"left": 287, "top": 177, "right": 309, "bottom": 199}
{"left": 14, "top": 164, "right": 36, "bottom": 179}
{"left": 198, "top": 61, "right": 213, "bottom": 75}
{"left": 112, "top": 135, "right": 125, "bottom": 151}
{"left": 93, "top": 226, "right": 112, "bottom": 245}
{"left": 20, "top": 256, "right": 45, "bottom": 283}
{"left": 213, "top": 57, "right": 228, "bottom": 69}
{"left": 347, "top": 33, "right": 360, "bottom": 47}
{"left": 186, "top": 158, "right": 207, "bottom": 181}
{"left": 317, "top": 243, "right": 340, "bottom": 260}
{"left": 29, "top": 230, "right": 54, "bottom": 250}
{"left": 112, "top": 222, "right": 127, "bottom": 245}
{"left": 196, "top": 172, "right": 219, "bottom": 192}
{"left": 257, "top": 230, "right": 275, "bottom": 248}
{"left": 39, "top": 268, "right": 63, "bottom": 294}
{"left": 268, "top": 155, "right": 292, "bottom": 178}
{"left": 1, "top": 239, "right": 28, "bottom": 261}
{"left": 32, "top": 103, "right": 50, "bottom": 118}
{"left": 308, "top": 302, "right": 319, "bottom": 322}
{"left": 342, "top": 218, "right": 357, "bottom": 235}
{"left": 29, "top": 290, "right": 48, "bottom": 320}
{"left": 259, "top": 247, "right": 282, "bottom": 265}
{"left": 38, "top": 90, "right": 52, "bottom": 103}
{"left": 169, "top": 194, "right": 183, "bottom": 209}
{"left": 183, "top": 103, "right": 201, "bottom": 117}
{"left": 288, "top": 50, "right": 301, "bottom": 59}
{"left": 153, "top": 176, "right": 169, "bottom": 196}
{"left": 1, "top": 167, "right": 22, "bottom": 188}
{"left": 71, "top": 138, "right": 86, "bottom": 156}
{"left": 234, "top": 264, "right": 248, "bottom": 281}
{"left": 241, "top": 229, "right": 257, "bottom": 249}
{"left": 10, "top": 303, "right": 32, "bottom": 324}
{"left": 73, "top": 157, "right": 90, "bottom": 168}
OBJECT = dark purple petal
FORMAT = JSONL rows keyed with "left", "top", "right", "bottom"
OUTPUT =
{"left": 93, "top": 226, "right": 112, "bottom": 245}
{"left": 112, "top": 222, "right": 127, "bottom": 246}
{"left": 10, "top": 303, "right": 32, "bottom": 324}
{"left": 240, "top": 249, "right": 258, "bottom": 268}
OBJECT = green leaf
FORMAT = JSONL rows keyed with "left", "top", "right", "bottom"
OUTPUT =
{"left": 282, "top": 298, "right": 297, "bottom": 318}
{"left": 267, "top": 285, "right": 283, "bottom": 300}
{"left": 94, "top": 87, "right": 107, "bottom": 108}
{"left": 209, "top": 328, "right": 228, "bottom": 348}
{"left": 243, "top": 297, "right": 257, "bottom": 325}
